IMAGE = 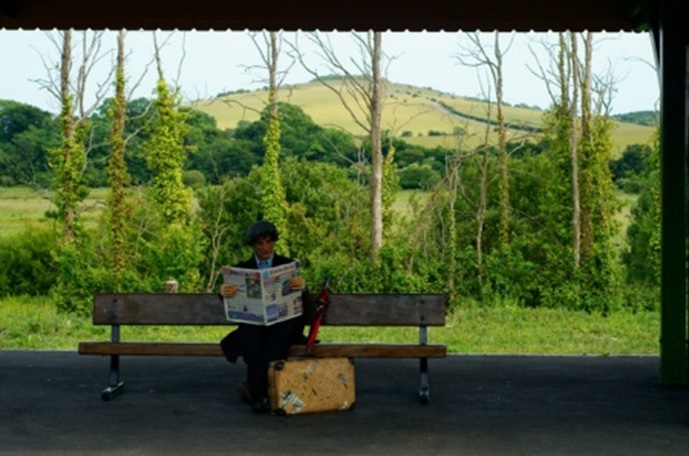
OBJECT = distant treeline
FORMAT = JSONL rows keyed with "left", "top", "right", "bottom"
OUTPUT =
{"left": 0, "top": 98, "right": 651, "bottom": 192}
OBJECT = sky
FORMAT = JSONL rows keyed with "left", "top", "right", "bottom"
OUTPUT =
{"left": 0, "top": 29, "right": 660, "bottom": 116}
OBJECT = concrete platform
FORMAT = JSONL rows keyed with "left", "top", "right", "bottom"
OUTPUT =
{"left": 1, "top": 350, "right": 687, "bottom": 455}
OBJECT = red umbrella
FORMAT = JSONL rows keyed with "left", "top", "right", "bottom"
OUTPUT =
{"left": 306, "top": 278, "right": 330, "bottom": 353}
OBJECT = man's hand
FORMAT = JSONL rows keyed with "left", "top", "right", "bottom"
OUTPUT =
{"left": 220, "top": 284, "right": 238, "bottom": 298}
{"left": 288, "top": 276, "right": 306, "bottom": 290}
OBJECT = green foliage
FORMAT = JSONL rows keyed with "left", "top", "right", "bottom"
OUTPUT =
{"left": 0, "top": 225, "right": 58, "bottom": 297}
{"left": 49, "top": 94, "right": 90, "bottom": 240}
{"left": 139, "top": 221, "right": 204, "bottom": 291}
{"left": 0, "top": 100, "right": 59, "bottom": 187}
{"left": 623, "top": 131, "right": 660, "bottom": 296}
{"left": 107, "top": 61, "right": 132, "bottom": 276}
{"left": 138, "top": 77, "right": 203, "bottom": 291}
{"left": 610, "top": 143, "right": 652, "bottom": 193}
{"left": 143, "top": 79, "right": 194, "bottom": 224}
{"left": 398, "top": 162, "right": 441, "bottom": 190}
{"left": 52, "top": 241, "right": 99, "bottom": 316}
{"left": 184, "top": 108, "right": 257, "bottom": 183}
{"left": 182, "top": 170, "right": 206, "bottom": 188}
{"left": 0, "top": 90, "right": 660, "bottom": 318}
{"left": 611, "top": 111, "right": 658, "bottom": 127}
{"left": 196, "top": 158, "right": 371, "bottom": 290}
{"left": 260, "top": 102, "right": 289, "bottom": 250}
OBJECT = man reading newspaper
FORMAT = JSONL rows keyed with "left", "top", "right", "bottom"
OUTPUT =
{"left": 218, "top": 221, "right": 308, "bottom": 413}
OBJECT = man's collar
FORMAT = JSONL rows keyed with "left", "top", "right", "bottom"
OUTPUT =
{"left": 254, "top": 253, "right": 274, "bottom": 269}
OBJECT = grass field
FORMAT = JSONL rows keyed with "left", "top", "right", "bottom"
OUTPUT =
{"left": 0, "top": 186, "right": 108, "bottom": 237}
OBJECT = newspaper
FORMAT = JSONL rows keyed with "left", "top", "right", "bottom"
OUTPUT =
{"left": 221, "top": 261, "right": 303, "bottom": 325}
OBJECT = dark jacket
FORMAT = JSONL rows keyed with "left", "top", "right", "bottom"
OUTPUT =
{"left": 219, "top": 253, "right": 304, "bottom": 363}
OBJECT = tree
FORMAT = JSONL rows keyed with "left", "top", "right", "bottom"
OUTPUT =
{"left": 40, "top": 30, "right": 115, "bottom": 314}
{"left": 251, "top": 31, "right": 289, "bottom": 250}
{"left": 568, "top": 32, "right": 581, "bottom": 268}
{"left": 457, "top": 31, "right": 514, "bottom": 246}
{"left": 139, "top": 32, "right": 202, "bottom": 291}
{"left": 49, "top": 31, "right": 87, "bottom": 241}
{"left": 0, "top": 100, "right": 58, "bottom": 187}
{"left": 106, "top": 29, "right": 132, "bottom": 277}
{"left": 292, "top": 31, "right": 386, "bottom": 264}
{"left": 533, "top": 31, "right": 620, "bottom": 312}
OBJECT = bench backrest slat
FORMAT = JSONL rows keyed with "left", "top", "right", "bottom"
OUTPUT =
{"left": 304, "top": 293, "right": 446, "bottom": 326}
{"left": 93, "top": 293, "right": 227, "bottom": 325}
{"left": 92, "top": 292, "right": 447, "bottom": 326}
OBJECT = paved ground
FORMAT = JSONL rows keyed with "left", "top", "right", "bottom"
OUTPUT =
{"left": 1, "top": 350, "right": 687, "bottom": 455}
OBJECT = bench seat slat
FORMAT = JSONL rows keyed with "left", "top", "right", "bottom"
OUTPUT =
{"left": 79, "top": 342, "right": 224, "bottom": 356}
{"left": 79, "top": 341, "right": 447, "bottom": 358}
{"left": 288, "top": 343, "right": 447, "bottom": 358}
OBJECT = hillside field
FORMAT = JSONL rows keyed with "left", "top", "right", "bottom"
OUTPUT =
{"left": 190, "top": 80, "right": 656, "bottom": 158}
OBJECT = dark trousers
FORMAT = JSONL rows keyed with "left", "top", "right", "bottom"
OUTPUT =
{"left": 238, "top": 316, "right": 303, "bottom": 399}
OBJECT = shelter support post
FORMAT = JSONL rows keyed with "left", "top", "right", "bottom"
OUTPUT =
{"left": 658, "top": 0, "right": 688, "bottom": 386}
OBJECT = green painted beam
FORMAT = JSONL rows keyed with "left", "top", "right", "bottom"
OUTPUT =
{"left": 658, "top": 0, "right": 688, "bottom": 386}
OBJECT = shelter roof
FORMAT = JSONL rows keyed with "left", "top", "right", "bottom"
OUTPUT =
{"left": 0, "top": 0, "right": 657, "bottom": 32}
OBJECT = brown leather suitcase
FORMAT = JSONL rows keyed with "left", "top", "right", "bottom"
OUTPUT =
{"left": 267, "top": 357, "right": 356, "bottom": 415}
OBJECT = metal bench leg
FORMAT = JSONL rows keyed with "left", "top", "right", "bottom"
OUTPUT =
{"left": 102, "top": 354, "right": 124, "bottom": 401}
{"left": 102, "top": 323, "right": 124, "bottom": 401}
{"left": 419, "top": 357, "right": 429, "bottom": 404}
{"left": 418, "top": 324, "right": 430, "bottom": 404}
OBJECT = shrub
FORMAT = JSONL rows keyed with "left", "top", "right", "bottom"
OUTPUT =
{"left": 0, "top": 225, "right": 58, "bottom": 297}
{"left": 183, "top": 169, "right": 206, "bottom": 188}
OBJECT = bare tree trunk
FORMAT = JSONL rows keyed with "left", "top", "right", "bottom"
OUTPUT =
{"left": 405, "top": 185, "right": 442, "bottom": 274}
{"left": 204, "top": 183, "right": 230, "bottom": 291}
{"left": 457, "top": 32, "right": 512, "bottom": 248}
{"left": 493, "top": 32, "right": 509, "bottom": 247}
{"left": 445, "top": 154, "right": 459, "bottom": 295}
{"left": 369, "top": 31, "right": 383, "bottom": 263}
{"left": 569, "top": 32, "right": 581, "bottom": 268}
{"left": 476, "top": 101, "right": 493, "bottom": 296}
{"left": 579, "top": 32, "right": 593, "bottom": 261}
{"left": 268, "top": 31, "right": 279, "bottom": 115}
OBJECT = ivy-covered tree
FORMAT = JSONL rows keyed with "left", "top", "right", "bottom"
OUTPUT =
{"left": 106, "top": 30, "right": 132, "bottom": 278}
{"left": 248, "top": 31, "right": 290, "bottom": 251}
{"left": 139, "top": 39, "right": 202, "bottom": 291}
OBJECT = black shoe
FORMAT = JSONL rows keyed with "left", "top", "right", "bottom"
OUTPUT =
{"left": 237, "top": 382, "right": 254, "bottom": 405}
{"left": 251, "top": 397, "right": 270, "bottom": 414}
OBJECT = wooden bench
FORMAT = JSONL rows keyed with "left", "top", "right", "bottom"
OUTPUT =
{"left": 79, "top": 292, "right": 448, "bottom": 402}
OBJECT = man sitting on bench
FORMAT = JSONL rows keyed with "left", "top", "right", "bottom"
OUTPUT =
{"left": 219, "top": 220, "right": 308, "bottom": 413}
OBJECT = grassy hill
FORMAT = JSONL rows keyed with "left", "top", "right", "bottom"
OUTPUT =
{"left": 189, "top": 79, "right": 656, "bottom": 157}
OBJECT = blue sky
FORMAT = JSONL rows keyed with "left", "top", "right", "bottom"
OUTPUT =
{"left": 0, "top": 30, "right": 659, "bottom": 115}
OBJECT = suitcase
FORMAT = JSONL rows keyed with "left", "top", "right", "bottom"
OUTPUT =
{"left": 267, "top": 357, "right": 356, "bottom": 415}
